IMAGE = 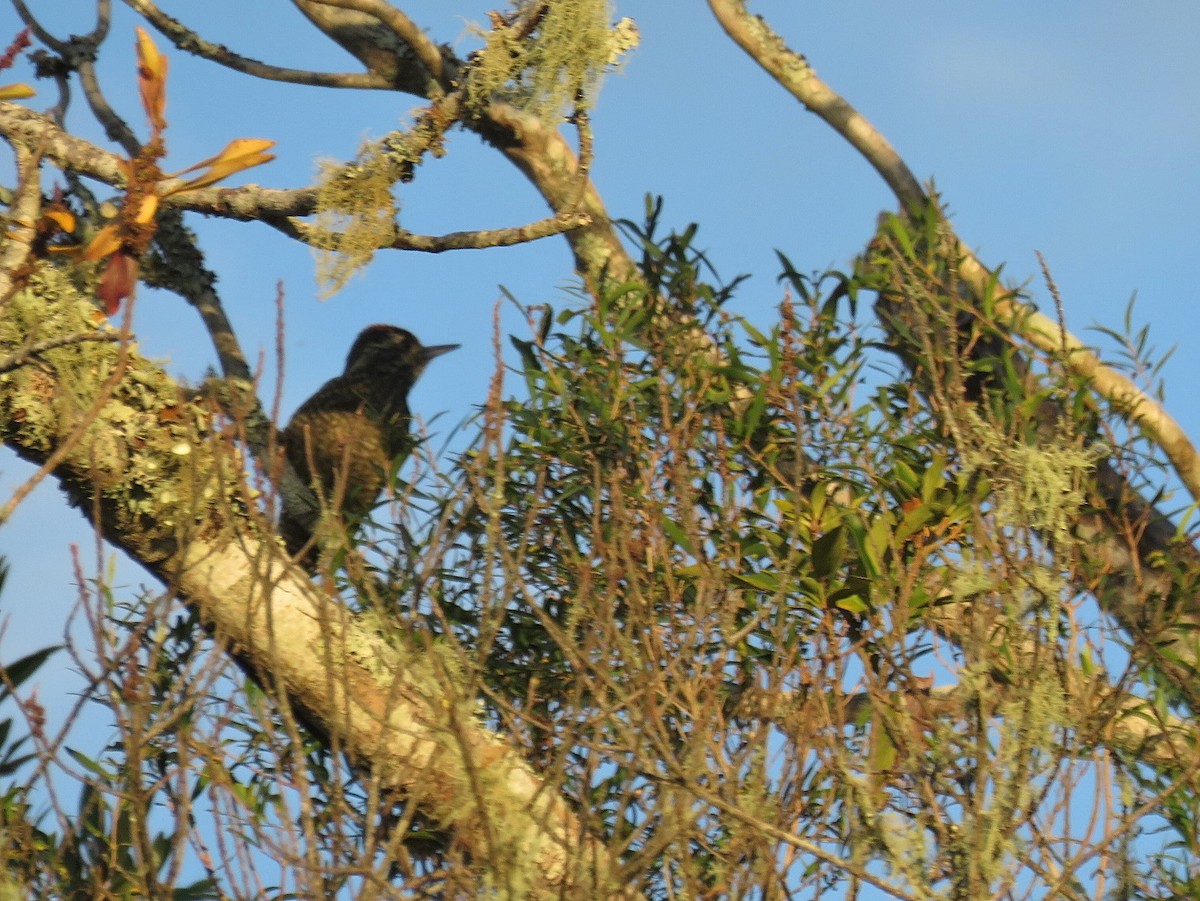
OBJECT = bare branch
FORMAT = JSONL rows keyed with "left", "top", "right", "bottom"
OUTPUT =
{"left": 11, "top": 0, "right": 69, "bottom": 55}
{"left": 306, "top": 0, "right": 449, "bottom": 90}
{"left": 77, "top": 57, "right": 140, "bottom": 154}
{"left": 124, "top": 0, "right": 395, "bottom": 90}
{"left": 291, "top": 209, "right": 592, "bottom": 253}
{"left": 289, "top": 0, "right": 450, "bottom": 96}
{"left": 474, "top": 99, "right": 634, "bottom": 288}
{"left": 707, "top": 0, "right": 924, "bottom": 210}
{"left": 392, "top": 210, "right": 591, "bottom": 251}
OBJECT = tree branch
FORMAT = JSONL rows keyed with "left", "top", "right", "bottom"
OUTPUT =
{"left": 290, "top": 208, "right": 592, "bottom": 253}
{"left": 124, "top": 0, "right": 395, "bottom": 90}
{"left": 282, "top": 0, "right": 635, "bottom": 289}
{"left": 305, "top": 0, "right": 450, "bottom": 90}
{"left": 0, "top": 331, "right": 119, "bottom": 373}
{"left": 288, "top": 0, "right": 450, "bottom": 96}
{"left": 706, "top": 0, "right": 1200, "bottom": 504}
{"left": 472, "top": 99, "right": 634, "bottom": 288}
{"left": 0, "top": 144, "right": 40, "bottom": 303}
{"left": 0, "top": 100, "right": 126, "bottom": 183}
{"left": 866, "top": 224, "right": 1200, "bottom": 700}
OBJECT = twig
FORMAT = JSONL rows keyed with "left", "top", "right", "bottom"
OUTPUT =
{"left": 77, "top": 55, "right": 140, "bottom": 155}
{"left": 289, "top": 210, "right": 592, "bottom": 253}
{"left": 1035, "top": 250, "right": 1069, "bottom": 356}
{"left": 566, "top": 96, "right": 594, "bottom": 213}
{"left": 11, "top": 0, "right": 69, "bottom": 54}
{"left": 124, "top": 0, "right": 394, "bottom": 90}
{"left": 0, "top": 331, "right": 120, "bottom": 373}
{"left": 677, "top": 779, "right": 925, "bottom": 901}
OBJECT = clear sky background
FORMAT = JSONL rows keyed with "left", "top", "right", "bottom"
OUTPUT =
{"left": 1, "top": 0, "right": 1198, "bottom": 858}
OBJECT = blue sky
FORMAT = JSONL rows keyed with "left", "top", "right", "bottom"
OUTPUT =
{"left": 1, "top": 0, "right": 1198, "bottom": 861}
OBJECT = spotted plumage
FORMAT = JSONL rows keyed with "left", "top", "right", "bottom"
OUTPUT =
{"left": 279, "top": 324, "right": 457, "bottom": 566}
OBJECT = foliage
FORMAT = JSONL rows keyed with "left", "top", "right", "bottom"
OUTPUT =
{"left": 1, "top": 4, "right": 1198, "bottom": 899}
{"left": 2, "top": 202, "right": 1196, "bottom": 896}
{"left": 310, "top": 209, "right": 1190, "bottom": 897}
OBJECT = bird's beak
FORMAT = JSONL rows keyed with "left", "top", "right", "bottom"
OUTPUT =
{"left": 422, "top": 343, "right": 459, "bottom": 361}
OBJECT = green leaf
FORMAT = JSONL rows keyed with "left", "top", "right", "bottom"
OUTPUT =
{"left": 834, "top": 593, "right": 869, "bottom": 615}
{"left": 895, "top": 503, "right": 933, "bottom": 545}
{"left": 733, "top": 571, "right": 780, "bottom": 592}
{"left": 509, "top": 335, "right": 543, "bottom": 372}
{"left": 661, "top": 516, "right": 694, "bottom": 554}
{"left": 863, "top": 513, "right": 894, "bottom": 576}
{"left": 811, "top": 526, "right": 847, "bottom": 579}
{"left": 0, "top": 645, "right": 61, "bottom": 697}
{"left": 920, "top": 454, "right": 947, "bottom": 504}
{"left": 1079, "top": 647, "right": 1095, "bottom": 677}
{"left": 65, "top": 748, "right": 111, "bottom": 779}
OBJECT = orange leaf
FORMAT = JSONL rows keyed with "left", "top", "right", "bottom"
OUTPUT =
{"left": 0, "top": 83, "right": 34, "bottom": 100}
{"left": 44, "top": 209, "right": 76, "bottom": 233}
{"left": 134, "top": 194, "right": 160, "bottom": 224}
{"left": 135, "top": 27, "right": 168, "bottom": 133}
{"left": 82, "top": 224, "right": 122, "bottom": 261}
{"left": 165, "top": 138, "right": 277, "bottom": 192}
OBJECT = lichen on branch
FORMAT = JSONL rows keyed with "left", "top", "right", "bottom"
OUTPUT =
{"left": 310, "top": 141, "right": 405, "bottom": 297}
{"left": 0, "top": 263, "right": 230, "bottom": 559}
{"left": 465, "top": 0, "right": 631, "bottom": 123}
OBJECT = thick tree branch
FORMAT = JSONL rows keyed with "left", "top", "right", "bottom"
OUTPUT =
{"left": 707, "top": 0, "right": 924, "bottom": 210}
{"left": 305, "top": 0, "right": 450, "bottom": 90}
{"left": 707, "top": 0, "right": 1200, "bottom": 504}
{"left": 472, "top": 99, "right": 634, "bottom": 287}
{"left": 288, "top": 0, "right": 450, "bottom": 97}
{"left": 866, "top": 225, "right": 1200, "bottom": 700}
{"left": 0, "top": 100, "right": 126, "bottom": 183}
{"left": 0, "top": 265, "right": 626, "bottom": 900}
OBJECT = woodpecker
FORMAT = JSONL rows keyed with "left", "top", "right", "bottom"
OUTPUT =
{"left": 279, "top": 324, "right": 458, "bottom": 566}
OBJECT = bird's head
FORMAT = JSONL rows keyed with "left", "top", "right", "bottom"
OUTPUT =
{"left": 343, "top": 324, "right": 459, "bottom": 381}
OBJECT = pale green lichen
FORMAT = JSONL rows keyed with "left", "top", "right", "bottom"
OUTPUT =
{"left": 465, "top": 0, "right": 629, "bottom": 123}
{"left": 961, "top": 410, "right": 1103, "bottom": 547}
{"left": 310, "top": 143, "right": 404, "bottom": 298}
{"left": 0, "top": 263, "right": 230, "bottom": 558}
